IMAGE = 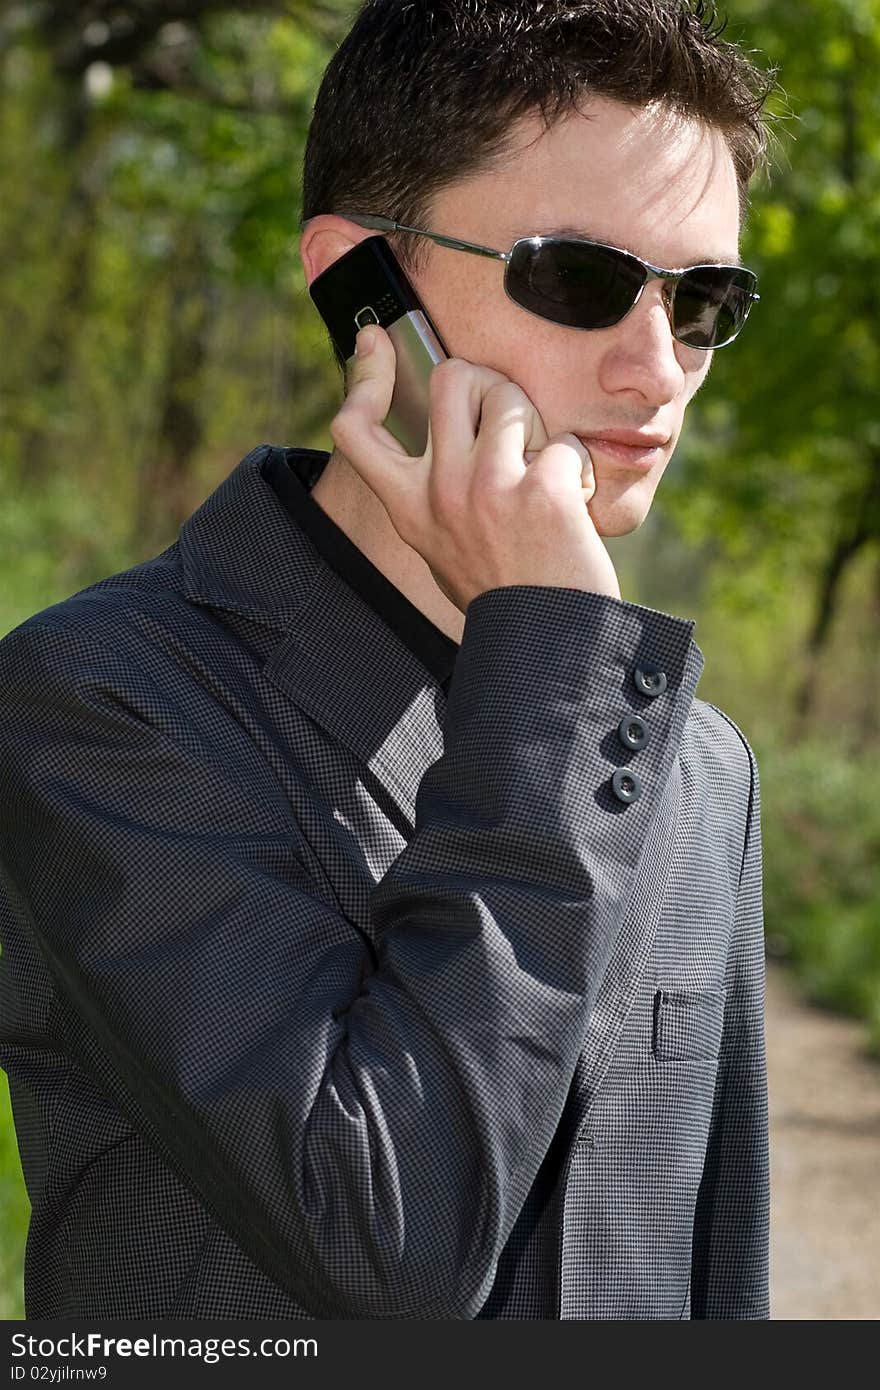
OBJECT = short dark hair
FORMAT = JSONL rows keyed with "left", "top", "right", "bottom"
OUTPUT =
{"left": 301, "top": 0, "right": 776, "bottom": 278}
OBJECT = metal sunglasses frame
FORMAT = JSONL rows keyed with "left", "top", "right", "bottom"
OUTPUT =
{"left": 336, "top": 210, "right": 760, "bottom": 350}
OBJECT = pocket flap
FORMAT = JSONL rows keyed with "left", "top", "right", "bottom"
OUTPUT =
{"left": 652, "top": 987, "right": 726, "bottom": 1062}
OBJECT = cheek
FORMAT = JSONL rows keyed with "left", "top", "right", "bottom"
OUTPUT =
{"left": 462, "top": 297, "right": 547, "bottom": 370}
{"left": 416, "top": 259, "right": 510, "bottom": 363}
{"left": 488, "top": 320, "right": 596, "bottom": 400}
{"left": 420, "top": 261, "right": 560, "bottom": 379}
{"left": 680, "top": 347, "right": 713, "bottom": 400}
{"left": 416, "top": 261, "right": 602, "bottom": 416}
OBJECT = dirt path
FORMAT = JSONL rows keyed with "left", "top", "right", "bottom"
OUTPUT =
{"left": 766, "top": 961, "right": 880, "bottom": 1319}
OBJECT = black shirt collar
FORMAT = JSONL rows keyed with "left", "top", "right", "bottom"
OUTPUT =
{"left": 261, "top": 447, "right": 459, "bottom": 694}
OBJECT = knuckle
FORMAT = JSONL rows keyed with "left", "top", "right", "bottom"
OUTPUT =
{"left": 469, "top": 467, "right": 508, "bottom": 512}
{"left": 519, "top": 462, "right": 555, "bottom": 498}
{"left": 427, "top": 471, "right": 466, "bottom": 523}
{"left": 391, "top": 505, "right": 417, "bottom": 548}
{"left": 482, "top": 380, "right": 524, "bottom": 414}
{"left": 429, "top": 356, "right": 470, "bottom": 402}
{"left": 329, "top": 398, "right": 364, "bottom": 449}
{"left": 561, "top": 431, "right": 589, "bottom": 457}
{"left": 431, "top": 356, "right": 469, "bottom": 384}
{"left": 436, "top": 355, "right": 470, "bottom": 376}
{"left": 484, "top": 378, "right": 518, "bottom": 400}
{"left": 475, "top": 362, "right": 511, "bottom": 389}
{"left": 328, "top": 409, "right": 352, "bottom": 450}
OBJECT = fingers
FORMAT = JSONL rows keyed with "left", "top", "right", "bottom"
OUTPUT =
{"left": 330, "top": 332, "right": 595, "bottom": 556}
{"left": 424, "top": 360, "right": 519, "bottom": 507}
{"left": 472, "top": 380, "right": 551, "bottom": 479}
{"left": 427, "top": 357, "right": 510, "bottom": 460}
{"left": 329, "top": 326, "right": 414, "bottom": 498}
{"left": 464, "top": 378, "right": 555, "bottom": 496}
{"left": 527, "top": 432, "right": 595, "bottom": 498}
{"left": 424, "top": 359, "right": 484, "bottom": 478}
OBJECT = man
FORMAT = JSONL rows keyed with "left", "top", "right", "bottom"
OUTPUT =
{"left": 0, "top": 0, "right": 773, "bottom": 1319}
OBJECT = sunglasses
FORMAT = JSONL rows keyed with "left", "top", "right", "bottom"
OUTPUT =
{"left": 338, "top": 211, "right": 759, "bottom": 350}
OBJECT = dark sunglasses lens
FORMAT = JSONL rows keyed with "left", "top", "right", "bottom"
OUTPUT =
{"left": 673, "top": 266, "right": 757, "bottom": 348}
{"left": 507, "top": 240, "right": 645, "bottom": 329}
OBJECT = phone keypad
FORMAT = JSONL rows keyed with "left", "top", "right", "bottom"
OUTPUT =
{"left": 355, "top": 291, "right": 400, "bottom": 329}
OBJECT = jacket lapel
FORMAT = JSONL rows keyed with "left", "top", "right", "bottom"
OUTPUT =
{"left": 178, "top": 446, "right": 447, "bottom": 827}
{"left": 264, "top": 568, "right": 447, "bottom": 824}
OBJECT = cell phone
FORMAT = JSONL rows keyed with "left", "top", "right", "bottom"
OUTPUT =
{"left": 308, "top": 235, "right": 449, "bottom": 457}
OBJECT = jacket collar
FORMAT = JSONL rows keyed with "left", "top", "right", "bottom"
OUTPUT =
{"left": 178, "top": 445, "right": 448, "bottom": 824}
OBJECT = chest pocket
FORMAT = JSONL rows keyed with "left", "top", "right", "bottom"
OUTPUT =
{"left": 652, "top": 987, "right": 726, "bottom": 1062}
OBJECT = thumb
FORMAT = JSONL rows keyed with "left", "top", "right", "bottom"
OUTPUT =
{"left": 331, "top": 324, "right": 408, "bottom": 465}
{"left": 343, "top": 325, "right": 396, "bottom": 418}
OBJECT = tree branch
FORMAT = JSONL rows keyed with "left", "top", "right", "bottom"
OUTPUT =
{"left": 794, "top": 446, "right": 880, "bottom": 727}
{"left": 34, "top": 0, "right": 341, "bottom": 79}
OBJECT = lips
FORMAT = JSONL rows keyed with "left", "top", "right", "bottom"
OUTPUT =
{"left": 577, "top": 432, "right": 670, "bottom": 473}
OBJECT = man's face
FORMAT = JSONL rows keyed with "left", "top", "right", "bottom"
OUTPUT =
{"left": 406, "top": 96, "right": 743, "bottom": 537}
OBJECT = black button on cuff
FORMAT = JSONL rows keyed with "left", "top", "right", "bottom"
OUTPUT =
{"left": 611, "top": 768, "right": 642, "bottom": 804}
{"left": 633, "top": 664, "right": 668, "bottom": 697}
{"left": 617, "top": 714, "right": 650, "bottom": 751}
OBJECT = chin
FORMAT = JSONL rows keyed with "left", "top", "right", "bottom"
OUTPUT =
{"left": 587, "top": 471, "right": 658, "bottom": 537}
{"left": 586, "top": 496, "right": 651, "bottom": 538}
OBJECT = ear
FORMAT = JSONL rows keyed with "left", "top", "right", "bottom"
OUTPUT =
{"left": 299, "top": 214, "right": 377, "bottom": 288}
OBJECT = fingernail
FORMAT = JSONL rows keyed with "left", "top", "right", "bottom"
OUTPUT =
{"left": 356, "top": 327, "right": 376, "bottom": 357}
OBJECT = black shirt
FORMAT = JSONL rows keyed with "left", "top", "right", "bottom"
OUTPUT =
{"left": 262, "top": 447, "right": 459, "bottom": 696}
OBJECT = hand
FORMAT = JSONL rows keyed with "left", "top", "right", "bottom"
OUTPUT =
{"left": 329, "top": 325, "right": 622, "bottom": 612}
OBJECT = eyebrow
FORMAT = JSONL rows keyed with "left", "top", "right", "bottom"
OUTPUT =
{"left": 530, "top": 225, "right": 742, "bottom": 268}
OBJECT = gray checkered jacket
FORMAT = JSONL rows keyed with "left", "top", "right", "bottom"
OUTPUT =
{"left": 0, "top": 445, "right": 769, "bottom": 1319}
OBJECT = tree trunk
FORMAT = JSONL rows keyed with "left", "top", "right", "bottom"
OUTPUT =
{"left": 14, "top": 80, "right": 101, "bottom": 483}
{"left": 137, "top": 226, "right": 212, "bottom": 553}
{"left": 794, "top": 447, "right": 880, "bottom": 732}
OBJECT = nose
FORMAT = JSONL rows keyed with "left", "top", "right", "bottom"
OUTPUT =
{"left": 597, "top": 281, "right": 687, "bottom": 407}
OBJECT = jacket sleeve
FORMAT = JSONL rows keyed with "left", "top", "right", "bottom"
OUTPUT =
{"left": 690, "top": 736, "right": 770, "bottom": 1319}
{"left": 0, "top": 584, "right": 703, "bottom": 1319}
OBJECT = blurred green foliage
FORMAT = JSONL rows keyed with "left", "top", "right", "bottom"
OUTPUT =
{"left": 760, "top": 731, "right": 880, "bottom": 1034}
{"left": 1, "top": 0, "right": 879, "bottom": 1321}
{"left": 0, "top": 1069, "right": 28, "bottom": 1319}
